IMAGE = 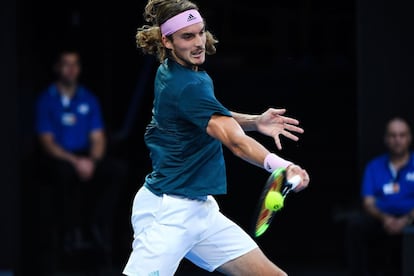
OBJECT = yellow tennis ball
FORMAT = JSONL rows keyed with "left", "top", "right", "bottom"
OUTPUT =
{"left": 265, "top": 191, "right": 284, "bottom": 211}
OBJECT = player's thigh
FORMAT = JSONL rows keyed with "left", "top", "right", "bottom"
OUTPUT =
{"left": 124, "top": 225, "right": 185, "bottom": 276}
{"left": 186, "top": 205, "right": 286, "bottom": 275}
{"left": 123, "top": 187, "right": 189, "bottom": 275}
{"left": 217, "top": 247, "right": 287, "bottom": 276}
{"left": 186, "top": 207, "right": 258, "bottom": 272}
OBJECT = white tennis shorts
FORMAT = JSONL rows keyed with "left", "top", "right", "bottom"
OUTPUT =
{"left": 123, "top": 186, "right": 258, "bottom": 276}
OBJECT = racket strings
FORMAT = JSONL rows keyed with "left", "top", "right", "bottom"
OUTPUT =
{"left": 253, "top": 168, "right": 286, "bottom": 237}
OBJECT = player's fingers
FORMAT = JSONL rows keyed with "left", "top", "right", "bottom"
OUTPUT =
{"left": 269, "top": 108, "right": 286, "bottom": 116}
{"left": 286, "top": 164, "right": 301, "bottom": 179}
{"left": 280, "top": 116, "right": 300, "bottom": 125}
{"left": 290, "top": 168, "right": 309, "bottom": 192}
{"left": 302, "top": 170, "right": 310, "bottom": 183}
{"left": 284, "top": 124, "right": 304, "bottom": 133}
{"left": 295, "top": 181, "right": 308, "bottom": 192}
{"left": 281, "top": 130, "right": 299, "bottom": 141}
{"left": 301, "top": 170, "right": 310, "bottom": 187}
{"left": 274, "top": 136, "right": 282, "bottom": 150}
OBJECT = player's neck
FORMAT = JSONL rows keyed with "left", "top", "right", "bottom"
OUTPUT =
{"left": 170, "top": 55, "right": 199, "bottom": 71}
{"left": 390, "top": 151, "right": 410, "bottom": 170}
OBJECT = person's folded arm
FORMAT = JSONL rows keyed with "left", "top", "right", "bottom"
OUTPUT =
{"left": 406, "top": 208, "right": 414, "bottom": 225}
{"left": 89, "top": 129, "right": 106, "bottom": 163}
{"left": 363, "top": 196, "right": 389, "bottom": 222}
{"left": 39, "top": 133, "right": 78, "bottom": 165}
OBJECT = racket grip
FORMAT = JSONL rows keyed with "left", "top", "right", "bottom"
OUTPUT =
{"left": 287, "top": 175, "right": 302, "bottom": 190}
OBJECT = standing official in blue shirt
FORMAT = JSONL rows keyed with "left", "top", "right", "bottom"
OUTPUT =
{"left": 347, "top": 117, "right": 414, "bottom": 276}
{"left": 35, "top": 50, "right": 126, "bottom": 261}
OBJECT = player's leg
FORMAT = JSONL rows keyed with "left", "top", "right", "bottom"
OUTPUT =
{"left": 123, "top": 186, "right": 188, "bottom": 275}
{"left": 217, "top": 248, "right": 287, "bottom": 276}
{"left": 185, "top": 196, "right": 287, "bottom": 276}
{"left": 124, "top": 186, "right": 210, "bottom": 275}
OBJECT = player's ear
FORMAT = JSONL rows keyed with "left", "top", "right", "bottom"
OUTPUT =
{"left": 162, "top": 35, "right": 173, "bottom": 50}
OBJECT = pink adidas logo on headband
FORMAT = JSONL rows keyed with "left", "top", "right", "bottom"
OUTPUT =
{"left": 160, "top": 9, "right": 203, "bottom": 36}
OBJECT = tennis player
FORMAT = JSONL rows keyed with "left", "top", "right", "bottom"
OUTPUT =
{"left": 123, "top": 0, "right": 310, "bottom": 275}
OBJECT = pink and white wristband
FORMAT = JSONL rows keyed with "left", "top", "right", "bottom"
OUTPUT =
{"left": 263, "top": 153, "right": 292, "bottom": 173}
{"left": 160, "top": 9, "right": 203, "bottom": 36}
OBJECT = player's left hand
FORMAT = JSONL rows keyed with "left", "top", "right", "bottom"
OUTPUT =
{"left": 256, "top": 108, "right": 304, "bottom": 150}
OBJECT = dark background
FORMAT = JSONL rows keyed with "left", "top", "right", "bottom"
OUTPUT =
{"left": 1, "top": 0, "right": 413, "bottom": 274}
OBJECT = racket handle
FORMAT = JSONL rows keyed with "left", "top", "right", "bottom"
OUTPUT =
{"left": 287, "top": 175, "right": 302, "bottom": 190}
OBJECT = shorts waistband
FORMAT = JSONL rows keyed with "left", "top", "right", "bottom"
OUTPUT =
{"left": 167, "top": 194, "right": 208, "bottom": 202}
{"left": 143, "top": 184, "right": 208, "bottom": 202}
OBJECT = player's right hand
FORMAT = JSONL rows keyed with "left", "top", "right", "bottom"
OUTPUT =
{"left": 286, "top": 164, "right": 310, "bottom": 192}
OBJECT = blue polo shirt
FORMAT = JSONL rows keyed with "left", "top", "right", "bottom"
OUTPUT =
{"left": 362, "top": 153, "right": 414, "bottom": 215}
{"left": 144, "top": 59, "right": 232, "bottom": 198}
{"left": 36, "top": 84, "right": 104, "bottom": 152}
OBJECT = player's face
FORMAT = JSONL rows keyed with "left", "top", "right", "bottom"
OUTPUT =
{"left": 385, "top": 120, "right": 412, "bottom": 156}
{"left": 164, "top": 22, "right": 206, "bottom": 69}
{"left": 57, "top": 53, "right": 81, "bottom": 86}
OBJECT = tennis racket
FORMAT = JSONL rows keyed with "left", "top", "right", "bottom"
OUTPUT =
{"left": 252, "top": 168, "right": 301, "bottom": 238}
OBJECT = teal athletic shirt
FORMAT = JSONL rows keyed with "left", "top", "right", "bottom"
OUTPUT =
{"left": 144, "top": 59, "right": 232, "bottom": 199}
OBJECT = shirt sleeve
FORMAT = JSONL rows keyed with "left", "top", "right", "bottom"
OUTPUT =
{"left": 179, "top": 83, "right": 231, "bottom": 131}
{"left": 89, "top": 96, "right": 105, "bottom": 132}
{"left": 361, "top": 162, "right": 375, "bottom": 197}
{"left": 35, "top": 95, "right": 54, "bottom": 135}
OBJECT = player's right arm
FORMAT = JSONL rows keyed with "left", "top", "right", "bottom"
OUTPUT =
{"left": 207, "top": 115, "right": 269, "bottom": 167}
{"left": 207, "top": 115, "right": 309, "bottom": 190}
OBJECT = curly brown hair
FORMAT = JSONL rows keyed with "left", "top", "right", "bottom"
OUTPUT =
{"left": 136, "top": 0, "right": 218, "bottom": 62}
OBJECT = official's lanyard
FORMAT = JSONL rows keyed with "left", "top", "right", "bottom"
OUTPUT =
{"left": 388, "top": 162, "right": 399, "bottom": 183}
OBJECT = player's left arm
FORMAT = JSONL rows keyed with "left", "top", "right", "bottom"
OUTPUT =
{"left": 207, "top": 114, "right": 309, "bottom": 190}
{"left": 231, "top": 108, "right": 304, "bottom": 150}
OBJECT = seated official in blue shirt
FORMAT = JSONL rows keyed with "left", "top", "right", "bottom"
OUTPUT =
{"left": 35, "top": 50, "right": 126, "bottom": 258}
{"left": 346, "top": 117, "right": 414, "bottom": 276}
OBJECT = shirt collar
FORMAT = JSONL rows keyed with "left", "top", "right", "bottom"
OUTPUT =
{"left": 48, "top": 83, "right": 85, "bottom": 99}
{"left": 386, "top": 152, "right": 414, "bottom": 170}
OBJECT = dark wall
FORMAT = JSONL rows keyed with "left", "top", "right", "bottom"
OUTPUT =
{"left": 0, "top": 0, "right": 19, "bottom": 270}
{"left": 358, "top": 0, "right": 414, "bottom": 171}
{"left": 15, "top": 0, "right": 356, "bottom": 272}
{"left": 6, "top": 0, "right": 413, "bottom": 272}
